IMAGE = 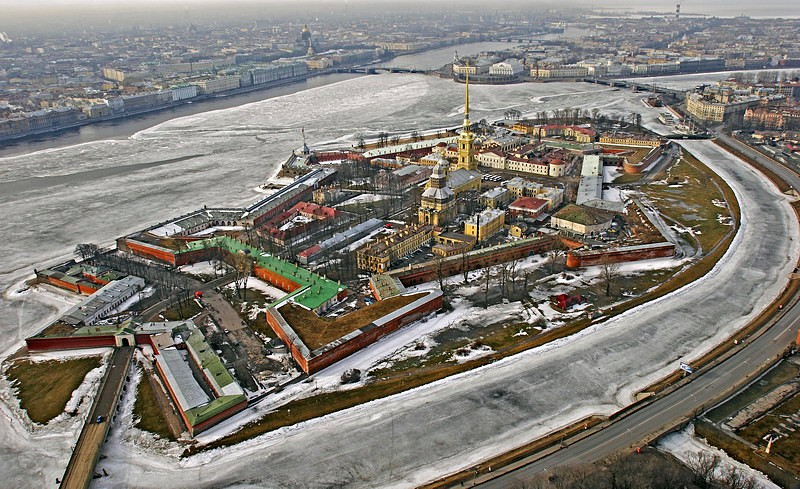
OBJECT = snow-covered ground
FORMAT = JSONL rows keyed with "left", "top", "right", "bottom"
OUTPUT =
{"left": 336, "top": 193, "right": 392, "bottom": 207}
{"left": 659, "top": 425, "right": 779, "bottom": 489}
{"left": 0, "top": 72, "right": 797, "bottom": 488}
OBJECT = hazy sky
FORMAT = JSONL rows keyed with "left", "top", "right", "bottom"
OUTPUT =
{"left": 2, "top": 0, "right": 799, "bottom": 36}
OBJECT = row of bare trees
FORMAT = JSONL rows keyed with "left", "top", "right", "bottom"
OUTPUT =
{"left": 77, "top": 243, "right": 196, "bottom": 318}
{"left": 519, "top": 108, "right": 642, "bottom": 131}
{"left": 513, "top": 451, "right": 759, "bottom": 489}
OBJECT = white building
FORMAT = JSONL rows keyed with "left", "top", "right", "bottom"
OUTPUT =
{"left": 171, "top": 84, "right": 198, "bottom": 102}
{"left": 489, "top": 59, "right": 525, "bottom": 76}
{"left": 476, "top": 148, "right": 506, "bottom": 169}
{"left": 194, "top": 76, "right": 240, "bottom": 95}
{"left": 61, "top": 276, "right": 146, "bottom": 326}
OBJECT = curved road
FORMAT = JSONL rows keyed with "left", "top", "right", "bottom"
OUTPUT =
{"left": 480, "top": 136, "right": 800, "bottom": 487}
{"left": 480, "top": 291, "right": 799, "bottom": 487}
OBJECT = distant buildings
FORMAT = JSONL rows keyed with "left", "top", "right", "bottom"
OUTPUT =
{"left": 531, "top": 65, "right": 589, "bottom": 79}
{"left": 685, "top": 83, "right": 769, "bottom": 122}
{"left": 489, "top": 59, "right": 525, "bottom": 77}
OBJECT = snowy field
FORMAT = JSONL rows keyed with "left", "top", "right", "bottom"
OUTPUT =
{"left": 0, "top": 71, "right": 798, "bottom": 487}
{"left": 658, "top": 425, "right": 779, "bottom": 489}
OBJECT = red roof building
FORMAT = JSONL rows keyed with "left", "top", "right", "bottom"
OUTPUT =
{"left": 508, "top": 197, "right": 549, "bottom": 220}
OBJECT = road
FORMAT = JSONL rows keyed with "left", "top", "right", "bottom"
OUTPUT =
{"left": 715, "top": 131, "right": 800, "bottom": 185}
{"left": 478, "top": 297, "right": 799, "bottom": 487}
{"left": 478, "top": 135, "right": 800, "bottom": 487}
{"left": 60, "top": 347, "right": 133, "bottom": 489}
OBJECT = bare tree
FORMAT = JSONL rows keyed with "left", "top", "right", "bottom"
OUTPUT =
{"left": 75, "top": 243, "right": 101, "bottom": 263}
{"left": 599, "top": 260, "right": 621, "bottom": 297}
{"left": 483, "top": 265, "right": 493, "bottom": 309}
{"left": 354, "top": 133, "right": 366, "bottom": 151}
{"left": 686, "top": 451, "right": 720, "bottom": 489}
{"left": 231, "top": 252, "right": 253, "bottom": 300}
{"left": 434, "top": 254, "right": 446, "bottom": 293}
{"left": 547, "top": 249, "right": 564, "bottom": 274}
{"left": 461, "top": 246, "right": 470, "bottom": 283}
{"left": 718, "top": 466, "right": 758, "bottom": 489}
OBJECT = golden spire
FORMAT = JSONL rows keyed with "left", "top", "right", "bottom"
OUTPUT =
{"left": 463, "top": 66, "right": 471, "bottom": 129}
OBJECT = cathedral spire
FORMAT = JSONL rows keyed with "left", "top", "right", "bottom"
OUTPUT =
{"left": 456, "top": 65, "right": 476, "bottom": 172}
{"left": 463, "top": 68, "right": 470, "bottom": 129}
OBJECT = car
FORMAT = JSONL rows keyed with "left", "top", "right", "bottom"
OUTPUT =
{"left": 96, "top": 415, "right": 104, "bottom": 423}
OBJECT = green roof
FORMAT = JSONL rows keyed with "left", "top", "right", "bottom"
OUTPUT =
{"left": 185, "top": 394, "right": 246, "bottom": 426}
{"left": 186, "top": 329, "right": 235, "bottom": 389}
{"left": 181, "top": 236, "right": 345, "bottom": 311}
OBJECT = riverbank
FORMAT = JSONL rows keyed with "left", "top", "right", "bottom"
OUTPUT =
{"left": 0, "top": 73, "right": 364, "bottom": 158}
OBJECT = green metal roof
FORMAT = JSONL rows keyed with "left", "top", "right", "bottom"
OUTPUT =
{"left": 182, "top": 237, "right": 345, "bottom": 311}
{"left": 184, "top": 394, "right": 246, "bottom": 426}
{"left": 186, "top": 329, "right": 235, "bottom": 389}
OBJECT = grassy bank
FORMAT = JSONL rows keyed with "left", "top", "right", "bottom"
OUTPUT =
{"left": 133, "top": 373, "right": 176, "bottom": 440}
{"left": 5, "top": 356, "right": 102, "bottom": 424}
{"left": 640, "top": 151, "right": 734, "bottom": 251}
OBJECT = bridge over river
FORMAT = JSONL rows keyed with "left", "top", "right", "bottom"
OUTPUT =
{"left": 59, "top": 346, "right": 134, "bottom": 489}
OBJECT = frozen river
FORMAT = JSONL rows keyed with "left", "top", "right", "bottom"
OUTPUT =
{"left": 0, "top": 72, "right": 797, "bottom": 488}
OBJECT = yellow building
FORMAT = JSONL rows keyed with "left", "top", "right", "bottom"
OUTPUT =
{"left": 419, "top": 159, "right": 456, "bottom": 227}
{"left": 356, "top": 224, "right": 434, "bottom": 273}
{"left": 685, "top": 92, "right": 757, "bottom": 123}
{"left": 509, "top": 222, "right": 529, "bottom": 238}
{"left": 598, "top": 134, "right": 665, "bottom": 148}
{"left": 464, "top": 208, "right": 506, "bottom": 242}
{"left": 433, "top": 232, "right": 476, "bottom": 256}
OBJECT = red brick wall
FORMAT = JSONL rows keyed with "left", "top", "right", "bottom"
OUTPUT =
{"left": 192, "top": 399, "right": 248, "bottom": 435}
{"left": 396, "top": 237, "right": 557, "bottom": 286}
{"left": 46, "top": 276, "right": 80, "bottom": 294}
{"left": 134, "top": 334, "right": 154, "bottom": 348}
{"left": 253, "top": 265, "right": 303, "bottom": 293}
{"left": 26, "top": 335, "right": 116, "bottom": 351}
{"left": 267, "top": 292, "right": 443, "bottom": 374}
{"left": 265, "top": 310, "right": 309, "bottom": 372}
{"left": 566, "top": 243, "right": 675, "bottom": 269}
{"left": 306, "top": 294, "right": 443, "bottom": 373}
{"left": 124, "top": 239, "right": 177, "bottom": 265}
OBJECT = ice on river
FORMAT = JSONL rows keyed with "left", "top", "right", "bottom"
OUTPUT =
{"left": 1, "top": 73, "right": 796, "bottom": 488}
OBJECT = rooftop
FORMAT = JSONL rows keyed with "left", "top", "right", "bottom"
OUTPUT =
{"left": 277, "top": 291, "right": 427, "bottom": 351}
{"left": 186, "top": 329, "right": 242, "bottom": 395}
{"left": 156, "top": 349, "right": 211, "bottom": 412}
{"left": 553, "top": 203, "right": 616, "bottom": 226}
{"left": 369, "top": 274, "right": 407, "bottom": 300}
{"left": 466, "top": 208, "right": 505, "bottom": 225}
{"left": 509, "top": 196, "right": 549, "bottom": 211}
{"left": 182, "top": 236, "right": 345, "bottom": 311}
